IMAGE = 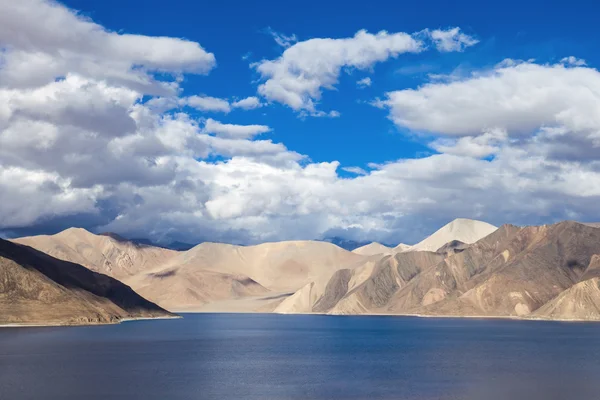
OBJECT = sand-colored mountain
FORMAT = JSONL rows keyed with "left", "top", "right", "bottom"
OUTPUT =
{"left": 14, "top": 231, "right": 366, "bottom": 312}
{"left": 14, "top": 228, "right": 177, "bottom": 280}
{"left": 14, "top": 219, "right": 600, "bottom": 321}
{"left": 159, "top": 240, "right": 365, "bottom": 292}
{"left": 279, "top": 221, "right": 600, "bottom": 320}
{"left": 352, "top": 242, "right": 394, "bottom": 256}
{"left": 405, "top": 218, "right": 498, "bottom": 252}
{"left": 0, "top": 238, "right": 172, "bottom": 326}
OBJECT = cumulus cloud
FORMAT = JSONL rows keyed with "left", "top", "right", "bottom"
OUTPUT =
{"left": 232, "top": 96, "right": 263, "bottom": 109}
{"left": 561, "top": 56, "right": 587, "bottom": 66}
{"left": 0, "top": 0, "right": 215, "bottom": 93}
{"left": 380, "top": 60, "right": 600, "bottom": 148}
{"left": 2, "top": 0, "right": 600, "bottom": 246}
{"left": 185, "top": 95, "right": 232, "bottom": 113}
{"left": 253, "top": 27, "right": 476, "bottom": 114}
{"left": 204, "top": 118, "right": 271, "bottom": 139}
{"left": 430, "top": 128, "right": 508, "bottom": 158}
{"left": 425, "top": 27, "right": 479, "bottom": 52}
{"left": 357, "top": 77, "right": 372, "bottom": 88}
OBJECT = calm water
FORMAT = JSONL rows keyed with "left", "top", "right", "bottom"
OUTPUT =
{"left": 1, "top": 314, "right": 599, "bottom": 400}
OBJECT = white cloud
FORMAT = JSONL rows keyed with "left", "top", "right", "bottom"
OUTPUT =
{"left": 0, "top": 0, "right": 215, "bottom": 93}
{"left": 204, "top": 118, "right": 271, "bottom": 139}
{"left": 357, "top": 77, "right": 372, "bottom": 88}
{"left": 253, "top": 29, "right": 423, "bottom": 112}
{"left": 185, "top": 95, "right": 232, "bottom": 113}
{"left": 265, "top": 27, "right": 298, "bottom": 48}
{"left": 561, "top": 56, "right": 587, "bottom": 66}
{"left": 342, "top": 166, "right": 368, "bottom": 175}
{"left": 381, "top": 61, "right": 600, "bottom": 145}
{"left": 425, "top": 27, "right": 479, "bottom": 52}
{"left": 3, "top": 0, "right": 600, "bottom": 247}
{"left": 430, "top": 128, "right": 508, "bottom": 158}
{"left": 253, "top": 27, "right": 476, "bottom": 114}
{"left": 232, "top": 96, "right": 263, "bottom": 109}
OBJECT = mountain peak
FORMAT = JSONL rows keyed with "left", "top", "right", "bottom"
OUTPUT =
{"left": 407, "top": 218, "right": 498, "bottom": 252}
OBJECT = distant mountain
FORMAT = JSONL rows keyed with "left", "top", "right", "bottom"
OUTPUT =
{"left": 278, "top": 221, "right": 600, "bottom": 321}
{"left": 166, "top": 241, "right": 197, "bottom": 251}
{"left": 15, "top": 219, "right": 600, "bottom": 322}
{"left": 352, "top": 242, "right": 394, "bottom": 256}
{"left": 322, "top": 237, "right": 370, "bottom": 251}
{"left": 0, "top": 238, "right": 173, "bottom": 326}
{"left": 13, "top": 230, "right": 364, "bottom": 313}
{"left": 100, "top": 233, "right": 197, "bottom": 251}
{"left": 404, "top": 218, "right": 497, "bottom": 252}
{"left": 15, "top": 228, "right": 178, "bottom": 280}
{"left": 322, "top": 237, "right": 397, "bottom": 251}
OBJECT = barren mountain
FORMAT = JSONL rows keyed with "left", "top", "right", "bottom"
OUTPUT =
{"left": 0, "top": 239, "right": 173, "bottom": 326}
{"left": 161, "top": 240, "right": 365, "bottom": 292}
{"left": 405, "top": 218, "right": 498, "bottom": 252}
{"left": 279, "top": 221, "right": 600, "bottom": 321}
{"left": 124, "top": 240, "right": 366, "bottom": 311}
{"left": 14, "top": 228, "right": 178, "bottom": 280}
{"left": 352, "top": 242, "right": 394, "bottom": 256}
{"left": 394, "top": 243, "right": 411, "bottom": 252}
{"left": 14, "top": 230, "right": 366, "bottom": 312}
{"left": 123, "top": 265, "right": 270, "bottom": 312}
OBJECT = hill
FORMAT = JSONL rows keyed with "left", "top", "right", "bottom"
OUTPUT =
{"left": 0, "top": 238, "right": 173, "bottom": 326}
{"left": 278, "top": 221, "right": 600, "bottom": 320}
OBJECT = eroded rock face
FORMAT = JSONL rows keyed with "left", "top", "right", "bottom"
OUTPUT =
{"left": 282, "top": 221, "right": 600, "bottom": 320}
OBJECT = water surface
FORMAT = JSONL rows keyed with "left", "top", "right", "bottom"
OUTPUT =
{"left": 1, "top": 314, "right": 599, "bottom": 399}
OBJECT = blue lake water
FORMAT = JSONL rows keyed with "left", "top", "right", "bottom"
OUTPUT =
{"left": 1, "top": 313, "right": 599, "bottom": 399}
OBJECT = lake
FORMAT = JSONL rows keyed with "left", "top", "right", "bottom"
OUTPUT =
{"left": 1, "top": 313, "right": 599, "bottom": 399}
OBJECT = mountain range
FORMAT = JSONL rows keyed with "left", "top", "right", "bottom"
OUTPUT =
{"left": 5, "top": 218, "right": 600, "bottom": 324}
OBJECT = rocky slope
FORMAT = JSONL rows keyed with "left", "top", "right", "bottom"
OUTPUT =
{"left": 13, "top": 231, "right": 365, "bottom": 312}
{"left": 0, "top": 239, "right": 173, "bottom": 326}
{"left": 279, "top": 221, "right": 600, "bottom": 321}
{"left": 14, "top": 228, "right": 178, "bottom": 280}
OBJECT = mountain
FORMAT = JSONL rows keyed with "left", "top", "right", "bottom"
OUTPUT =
{"left": 121, "top": 238, "right": 366, "bottom": 311}
{"left": 322, "top": 237, "right": 371, "bottom": 251}
{"left": 275, "top": 251, "right": 442, "bottom": 314}
{"left": 166, "top": 241, "right": 196, "bottom": 251}
{"left": 0, "top": 238, "right": 173, "bottom": 326}
{"left": 404, "top": 218, "right": 498, "bottom": 252}
{"left": 278, "top": 221, "right": 600, "bottom": 320}
{"left": 13, "top": 231, "right": 366, "bottom": 312}
{"left": 352, "top": 242, "right": 394, "bottom": 256}
{"left": 394, "top": 243, "right": 411, "bottom": 252}
{"left": 14, "top": 228, "right": 178, "bottom": 280}
{"left": 156, "top": 240, "right": 365, "bottom": 293}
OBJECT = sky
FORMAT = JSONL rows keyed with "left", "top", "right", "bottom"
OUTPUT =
{"left": 1, "top": 0, "right": 600, "bottom": 245}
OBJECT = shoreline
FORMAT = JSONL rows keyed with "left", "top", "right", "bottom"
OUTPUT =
{"left": 0, "top": 314, "right": 181, "bottom": 329}
{"left": 3, "top": 310, "right": 599, "bottom": 328}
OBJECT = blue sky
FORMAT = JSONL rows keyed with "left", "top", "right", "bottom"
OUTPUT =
{"left": 1, "top": 0, "right": 600, "bottom": 245}
{"left": 61, "top": 0, "right": 599, "bottom": 169}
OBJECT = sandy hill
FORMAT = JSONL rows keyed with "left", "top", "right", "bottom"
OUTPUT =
{"left": 123, "top": 239, "right": 366, "bottom": 311}
{"left": 14, "top": 230, "right": 366, "bottom": 312}
{"left": 394, "top": 243, "right": 411, "bottom": 252}
{"left": 0, "top": 238, "right": 172, "bottom": 326}
{"left": 352, "top": 242, "right": 394, "bottom": 256}
{"left": 405, "top": 218, "right": 498, "bottom": 252}
{"left": 14, "top": 228, "right": 178, "bottom": 280}
{"left": 278, "top": 221, "right": 600, "bottom": 321}
{"left": 160, "top": 240, "right": 366, "bottom": 292}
